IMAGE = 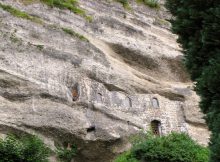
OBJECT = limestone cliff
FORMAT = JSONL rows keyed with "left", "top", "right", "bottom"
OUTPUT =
{"left": 0, "top": 0, "right": 209, "bottom": 161}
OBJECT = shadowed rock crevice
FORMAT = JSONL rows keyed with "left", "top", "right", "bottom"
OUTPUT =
{"left": 186, "top": 120, "right": 207, "bottom": 128}
{"left": 109, "top": 43, "right": 158, "bottom": 71}
{"left": 0, "top": 78, "right": 21, "bottom": 88}
{"left": 93, "top": 17, "right": 146, "bottom": 39}
{"left": 156, "top": 90, "right": 185, "bottom": 101}
{"left": 161, "top": 56, "right": 191, "bottom": 83}
{"left": 87, "top": 73, "right": 126, "bottom": 92}
{"left": 1, "top": 92, "right": 32, "bottom": 101}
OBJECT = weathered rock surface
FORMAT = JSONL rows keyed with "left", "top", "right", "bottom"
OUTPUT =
{"left": 0, "top": 0, "right": 210, "bottom": 161}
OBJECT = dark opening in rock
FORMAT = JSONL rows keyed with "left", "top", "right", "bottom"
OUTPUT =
{"left": 151, "top": 120, "right": 162, "bottom": 136}
{"left": 87, "top": 126, "right": 96, "bottom": 133}
{"left": 72, "top": 83, "right": 80, "bottom": 101}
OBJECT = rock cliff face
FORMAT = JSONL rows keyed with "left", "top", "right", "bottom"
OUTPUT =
{"left": 0, "top": 0, "right": 209, "bottom": 161}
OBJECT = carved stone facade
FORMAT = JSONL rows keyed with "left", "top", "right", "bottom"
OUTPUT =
{"left": 75, "top": 80, "right": 189, "bottom": 136}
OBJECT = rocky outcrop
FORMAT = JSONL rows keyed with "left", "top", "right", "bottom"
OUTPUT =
{"left": 0, "top": 0, "right": 209, "bottom": 161}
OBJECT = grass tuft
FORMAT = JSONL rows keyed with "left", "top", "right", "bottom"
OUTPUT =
{"left": 35, "top": 44, "right": 44, "bottom": 50}
{"left": 39, "top": 0, "right": 91, "bottom": 21}
{"left": 115, "top": 0, "right": 160, "bottom": 9}
{"left": 62, "top": 27, "right": 88, "bottom": 41}
{"left": 115, "top": 0, "right": 130, "bottom": 9}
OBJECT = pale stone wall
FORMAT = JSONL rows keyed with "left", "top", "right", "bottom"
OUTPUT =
{"left": 0, "top": 0, "right": 210, "bottom": 161}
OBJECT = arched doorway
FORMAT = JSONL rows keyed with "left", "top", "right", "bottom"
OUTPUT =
{"left": 151, "top": 120, "right": 162, "bottom": 136}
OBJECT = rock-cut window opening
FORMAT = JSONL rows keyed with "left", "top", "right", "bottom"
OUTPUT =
{"left": 152, "top": 97, "right": 159, "bottom": 108}
{"left": 151, "top": 120, "right": 162, "bottom": 136}
{"left": 72, "top": 83, "right": 80, "bottom": 101}
{"left": 125, "top": 96, "right": 132, "bottom": 108}
{"left": 97, "top": 93, "right": 103, "bottom": 103}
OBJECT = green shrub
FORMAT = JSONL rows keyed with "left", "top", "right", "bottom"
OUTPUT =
{"left": 116, "top": 0, "right": 130, "bottom": 9}
{"left": 56, "top": 144, "right": 77, "bottom": 162}
{"left": 115, "top": 133, "right": 210, "bottom": 162}
{"left": 115, "top": 151, "right": 139, "bottom": 162}
{"left": 0, "top": 134, "right": 50, "bottom": 162}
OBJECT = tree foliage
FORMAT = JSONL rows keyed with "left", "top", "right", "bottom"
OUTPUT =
{"left": 0, "top": 134, "right": 50, "bottom": 162}
{"left": 115, "top": 133, "right": 209, "bottom": 162}
{"left": 165, "top": 0, "right": 220, "bottom": 161}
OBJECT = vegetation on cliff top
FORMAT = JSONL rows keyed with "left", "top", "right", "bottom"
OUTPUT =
{"left": 116, "top": 0, "right": 160, "bottom": 9}
{"left": 40, "top": 0, "right": 84, "bottom": 16}
{"left": 0, "top": 2, "right": 42, "bottom": 24}
{"left": 20, "top": 0, "right": 92, "bottom": 21}
{"left": 115, "top": 133, "right": 210, "bottom": 162}
{"left": 165, "top": 0, "right": 220, "bottom": 161}
{"left": 136, "top": 0, "right": 160, "bottom": 8}
{"left": 0, "top": 2, "right": 88, "bottom": 42}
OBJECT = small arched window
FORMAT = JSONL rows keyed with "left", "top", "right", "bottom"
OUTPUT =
{"left": 152, "top": 98, "right": 159, "bottom": 108}
{"left": 151, "top": 120, "right": 162, "bottom": 136}
{"left": 125, "top": 96, "right": 132, "bottom": 108}
{"left": 97, "top": 93, "right": 103, "bottom": 103}
{"left": 72, "top": 83, "right": 79, "bottom": 101}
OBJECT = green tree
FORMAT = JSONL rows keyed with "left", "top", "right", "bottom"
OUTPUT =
{"left": 115, "top": 133, "right": 209, "bottom": 162}
{"left": 0, "top": 134, "right": 50, "bottom": 162}
{"left": 165, "top": 1, "right": 220, "bottom": 161}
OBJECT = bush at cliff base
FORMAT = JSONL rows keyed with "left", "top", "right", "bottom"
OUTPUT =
{"left": 114, "top": 133, "right": 209, "bottom": 162}
{"left": 0, "top": 134, "right": 50, "bottom": 162}
{"left": 165, "top": 0, "right": 220, "bottom": 161}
